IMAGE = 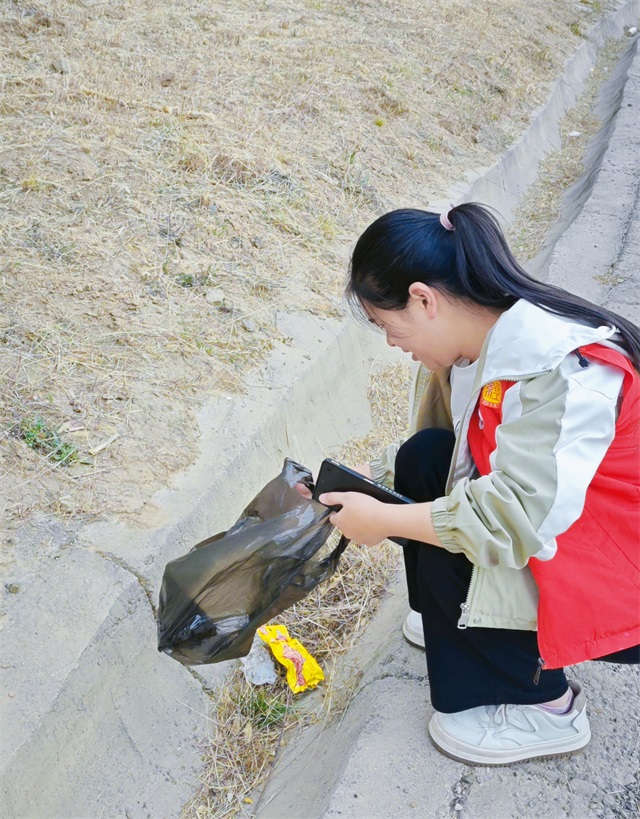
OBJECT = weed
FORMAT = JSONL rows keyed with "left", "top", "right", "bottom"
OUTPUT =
{"left": 423, "top": 134, "right": 446, "bottom": 154}
{"left": 316, "top": 214, "right": 337, "bottom": 239}
{"left": 536, "top": 46, "right": 553, "bottom": 68}
{"left": 177, "top": 272, "right": 196, "bottom": 288}
{"left": 19, "top": 418, "right": 78, "bottom": 464}
{"left": 569, "top": 20, "right": 583, "bottom": 37}
{"left": 241, "top": 687, "right": 289, "bottom": 730}
{"left": 20, "top": 176, "right": 44, "bottom": 192}
{"left": 593, "top": 270, "right": 624, "bottom": 286}
{"left": 452, "top": 84, "right": 474, "bottom": 96}
{"left": 346, "top": 147, "right": 360, "bottom": 166}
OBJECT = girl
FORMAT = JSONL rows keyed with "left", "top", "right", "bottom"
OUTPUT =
{"left": 319, "top": 203, "right": 640, "bottom": 765}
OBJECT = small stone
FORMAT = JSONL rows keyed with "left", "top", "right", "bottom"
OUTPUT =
{"left": 159, "top": 71, "right": 176, "bottom": 87}
{"left": 205, "top": 288, "right": 226, "bottom": 306}
{"left": 627, "top": 26, "right": 637, "bottom": 35}
{"left": 8, "top": 691, "right": 15, "bottom": 698}
{"left": 454, "top": 804, "right": 464, "bottom": 811}
{"left": 6, "top": 583, "right": 20, "bottom": 594}
{"left": 240, "top": 636, "right": 276, "bottom": 685}
{"left": 568, "top": 131, "right": 581, "bottom": 137}
{"left": 242, "top": 318, "right": 257, "bottom": 332}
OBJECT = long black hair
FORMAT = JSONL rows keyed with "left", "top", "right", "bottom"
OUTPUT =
{"left": 347, "top": 203, "right": 640, "bottom": 371}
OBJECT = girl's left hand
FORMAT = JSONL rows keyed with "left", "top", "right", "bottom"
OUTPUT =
{"left": 318, "top": 491, "right": 391, "bottom": 546}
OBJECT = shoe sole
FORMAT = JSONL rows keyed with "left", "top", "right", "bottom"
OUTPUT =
{"left": 428, "top": 720, "right": 591, "bottom": 766}
{"left": 402, "top": 622, "right": 425, "bottom": 650}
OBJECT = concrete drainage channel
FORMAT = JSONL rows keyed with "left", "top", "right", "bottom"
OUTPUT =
{"left": 1, "top": 3, "right": 638, "bottom": 817}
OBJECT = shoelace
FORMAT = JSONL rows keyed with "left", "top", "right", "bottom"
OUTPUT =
{"left": 486, "top": 703, "right": 523, "bottom": 730}
{"left": 491, "top": 704, "right": 508, "bottom": 727}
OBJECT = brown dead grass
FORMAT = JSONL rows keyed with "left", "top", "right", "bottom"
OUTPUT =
{"left": 0, "top": 0, "right": 615, "bottom": 535}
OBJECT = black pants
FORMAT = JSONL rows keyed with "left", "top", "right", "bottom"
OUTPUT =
{"left": 393, "top": 428, "right": 638, "bottom": 714}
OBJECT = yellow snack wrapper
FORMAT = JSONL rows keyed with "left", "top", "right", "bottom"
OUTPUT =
{"left": 257, "top": 625, "right": 324, "bottom": 693}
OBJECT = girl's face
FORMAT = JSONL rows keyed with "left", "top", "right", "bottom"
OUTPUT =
{"left": 364, "top": 288, "right": 462, "bottom": 370}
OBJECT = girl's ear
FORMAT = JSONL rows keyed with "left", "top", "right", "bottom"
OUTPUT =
{"left": 408, "top": 282, "right": 439, "bottom": 318}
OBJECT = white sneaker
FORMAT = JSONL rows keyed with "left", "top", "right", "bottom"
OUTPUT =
{"left": 402, "top": 610, "right": 425, "bottom": 649}
{"left": 428, "top": 681, "right": 590, "bottom": 765}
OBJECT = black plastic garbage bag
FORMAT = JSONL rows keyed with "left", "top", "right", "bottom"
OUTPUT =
{"left": 157, "top": 459, "right": 349, "bottom": 666}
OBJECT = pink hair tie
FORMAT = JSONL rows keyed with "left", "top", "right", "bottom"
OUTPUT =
{"left": 440, "top": 209, "right": 455, "bottom": 231}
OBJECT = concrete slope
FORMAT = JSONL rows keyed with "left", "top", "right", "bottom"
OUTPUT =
{"left": 0, "top": 548, "right": 210, "bottom": 818}
{"left": 546, "top": 40, "right": 640, "bottom": 319}
{"left": 257, "top": 19, "right": 640, "bottom": 819}
{"left": 1, "top": 314, "right": 399, "bottom": 818}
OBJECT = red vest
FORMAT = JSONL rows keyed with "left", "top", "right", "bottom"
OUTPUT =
{"left": 468, "top": 344, "right": 640, "bottom": 669}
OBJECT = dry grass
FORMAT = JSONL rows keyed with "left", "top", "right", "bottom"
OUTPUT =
{"left": 0, "top": 0, "right": 615, "bottom": 534}
{"left": 189, "top": 674, "right": 294, "bottom": 819}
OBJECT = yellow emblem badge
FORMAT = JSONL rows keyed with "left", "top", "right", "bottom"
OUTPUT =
{"left": 481, "top": 381, "right": 502, "bottom": 406}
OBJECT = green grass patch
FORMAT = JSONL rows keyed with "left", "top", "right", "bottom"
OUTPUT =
{"left": 19, "top": 418, "right": 78, "bottom": 464}
{"left": 241, "top": 687, "right": 290, "bottom": 730}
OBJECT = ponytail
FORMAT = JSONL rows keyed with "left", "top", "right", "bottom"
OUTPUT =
{"left": 347, "top": 203, "right": 640, "bottom": 372}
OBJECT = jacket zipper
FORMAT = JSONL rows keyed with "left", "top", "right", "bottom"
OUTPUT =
{"left": 533, "top": 657, "right": 545, "bottom": 685}
{"left": 448, "top": 368, "right": 553, "bottom": 631}
{"left": 457, "top": 565, "right": 476, "bottom": 629}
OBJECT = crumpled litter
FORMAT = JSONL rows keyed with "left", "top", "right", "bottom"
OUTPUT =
{"left": 258, "top": 624, "right": 324, "bottom": 693}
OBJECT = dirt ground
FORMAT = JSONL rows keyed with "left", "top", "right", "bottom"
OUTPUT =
{"left": 0, "top": 0, "right": 615, "bottom": 545}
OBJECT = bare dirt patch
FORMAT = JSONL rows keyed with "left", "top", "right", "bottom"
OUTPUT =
{"left": 0, "top": 0, "right": 614, "bottom": 539}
